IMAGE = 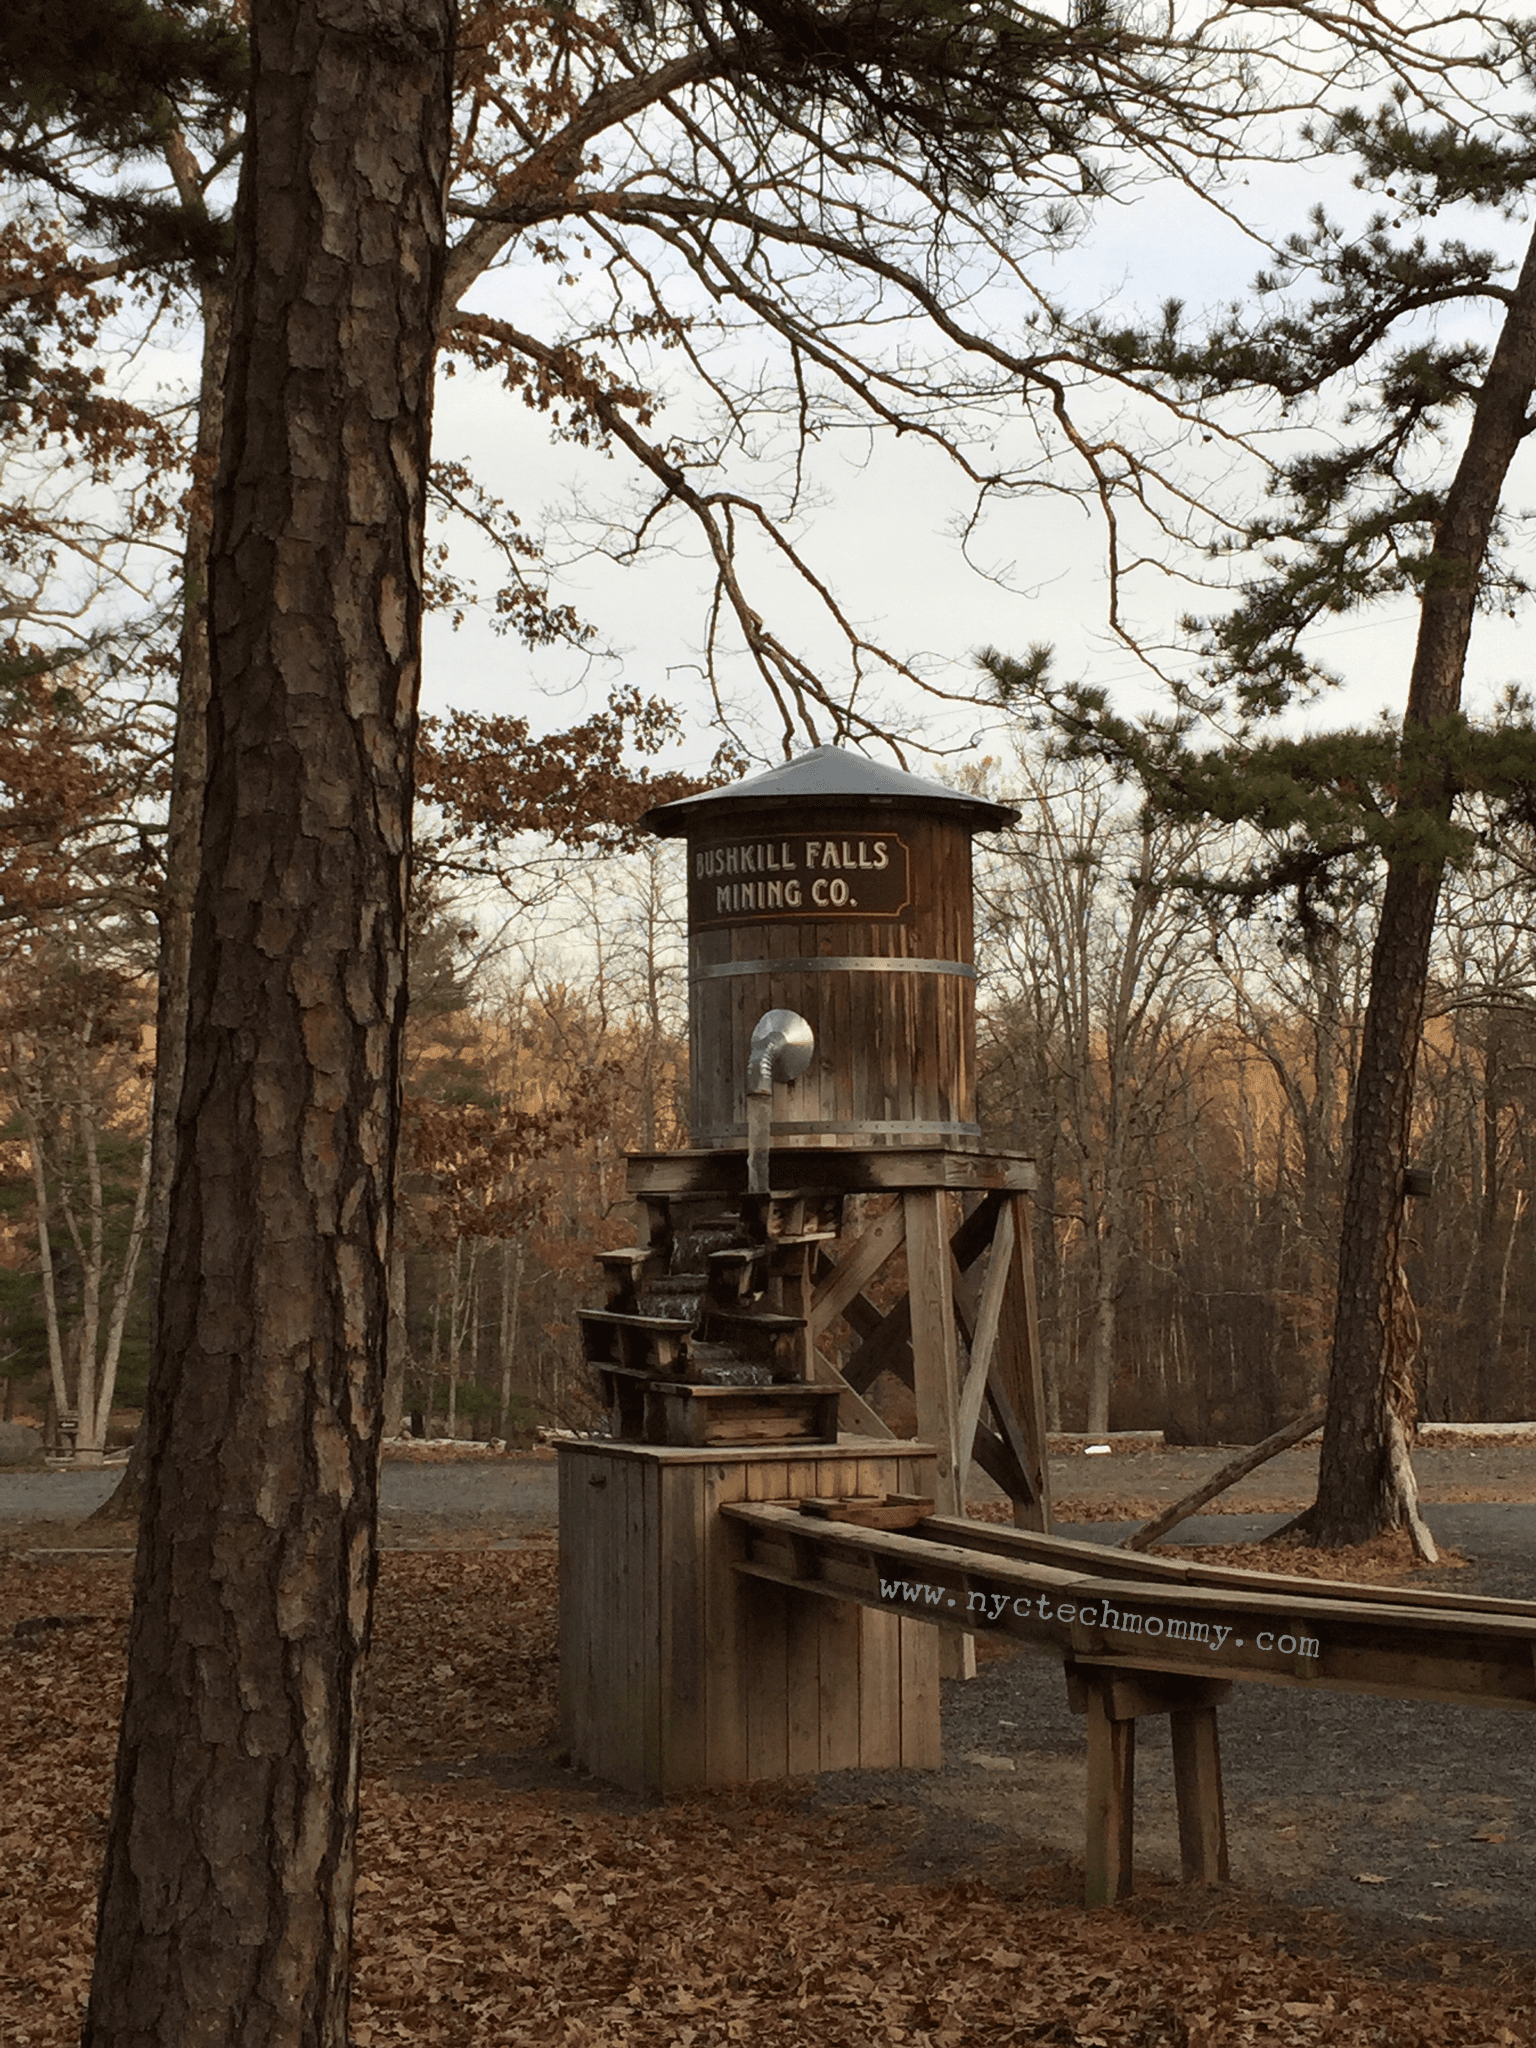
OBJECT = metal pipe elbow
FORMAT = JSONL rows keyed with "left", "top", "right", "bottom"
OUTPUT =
{"left": 746, "top": 1009, "right": 814, "bottom": 1097}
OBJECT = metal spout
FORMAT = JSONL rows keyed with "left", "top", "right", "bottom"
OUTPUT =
{"left": 745, "top": 1009, "right": 814, "bottom": 1192}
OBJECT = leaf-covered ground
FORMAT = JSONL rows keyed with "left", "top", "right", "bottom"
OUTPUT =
{"left": 2, "top": 1545, "right": 1531, "bottom": 2046}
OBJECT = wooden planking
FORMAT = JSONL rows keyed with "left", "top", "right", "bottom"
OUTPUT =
{"left": 659, "top": 1456, "right": 707, "bottom": 1790}
{"left": 785, "top": 1562, "right": 823, "bottom": 1776}
{"left": 744, "top": 1574, "right": 790, "bottom": 1780}
{"left": 625, "top": 1456, "right": 656, "bottom": 1789}
{"left": 556, "top": 1448, "right": 586, "bottom": 1760}
{"left": 742, "top": 1455, "right": 792, "bottom": 1780}
{"left": 605, "top": 1456, "right": 638, "bottom": 1791}
{"left": 859, "top": 1598, "right": 903, "bottom": 1768}
{"left": 899, "top": 1608, "right": 943, "bottom": 1767}
{"left": 590, "top": 1447, "right": 631, "bottom": 1789}
{"left": 562, "top": 1440, "right": 942, "bottom": 1792}
{"left": 818, "top": 1584, "right": 864, "bottom": 1771}
{"left": 850, "top": 1451, "right": 897, "bottom": 1765}
{"left": 702, "top": 1455, "right": 752, "bottom": 1784}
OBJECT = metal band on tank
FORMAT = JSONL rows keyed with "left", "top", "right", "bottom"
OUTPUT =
{"left": 694, "top": 1118, "right": 983, "bottom": 1140}
{"left": 689, "top": 956, "right": 976, "bottom": 982}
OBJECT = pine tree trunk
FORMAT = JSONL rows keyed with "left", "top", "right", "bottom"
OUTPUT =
{"left": 84, "top": 0, "right": 453, "bottom": 2039}
{"left": 1303, "top": 862, "right": 1437, "bottom": 1543}
{"left": 1295, "top": 220, "right": 1536, "bottom": 1547}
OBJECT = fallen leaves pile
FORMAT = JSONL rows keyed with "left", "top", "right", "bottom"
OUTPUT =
{"left": 2, "top": 1544, "right": 1532, "bottom": 2046}
{"left": 1166, "top": 1532, "right": 1470, "bottom": 1584}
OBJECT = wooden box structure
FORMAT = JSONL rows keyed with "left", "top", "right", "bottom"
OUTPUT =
{"left": 558, "top": 1438, "right": 941, "bottom": 1791}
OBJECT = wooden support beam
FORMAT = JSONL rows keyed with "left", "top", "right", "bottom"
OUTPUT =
{"left": 628, "top": 1148, "right": 1037, "bottom": 1196}
{"left": 969, "top": 1412, "right": 1035, "bottom": 1505}
{"left": 840, "top": 1190, "right": 1011, "bottom": 1397}
{"left": 843, "top": 1297, "right": 914, "bottom": 1395}
{"left": 956, "top": 1204, "right": 1014, "bottom": 1498}
{"left": 1069, "top": 1662, "right": 1230, "bottom": 1898}
{"left": 992, "top": 1193, "right": 1050, "bottom": 1530}
{"left": 1171, "top": 1706, "right": 1229, "bottom": 1886}
{"left": 803, "top": 1346, "right": 896, "bottom": 1439}
{"left": 1123, "top": 1404, "right": 1325, "bottom": 1553}
{"left": 810, "top": 1205, "right": 905, "bottom": 1337}
{"left": 1083, "top": 1681, "right": 1135, "bottom": 1906}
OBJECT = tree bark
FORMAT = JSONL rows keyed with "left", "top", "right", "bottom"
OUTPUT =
{"left": 84, "top": 1, "right": 453, "bottom": 2041}
{"left": 1296, "top": 221, "right": 1536, "bottom": 1547}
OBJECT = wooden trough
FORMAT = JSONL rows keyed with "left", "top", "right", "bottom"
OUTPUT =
{"left": 723, "top": 1499, "right": 1536, "bottom": 1906}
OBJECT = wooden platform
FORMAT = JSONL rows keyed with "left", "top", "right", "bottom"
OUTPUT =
{"left": 627, "top": 1146, "right": 1036, "bottom": 1195}
{"left": 558, "top": 1439, "right": 941, "bottom": 1793}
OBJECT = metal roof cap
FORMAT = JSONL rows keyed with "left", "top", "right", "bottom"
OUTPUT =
{"left": 641, "top": 744, "right": 1018, "bottom": 835}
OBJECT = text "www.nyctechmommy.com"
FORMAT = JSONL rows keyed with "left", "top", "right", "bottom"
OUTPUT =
{"left": 877, "top": 1580, "right": 1319, "bottom": 1659}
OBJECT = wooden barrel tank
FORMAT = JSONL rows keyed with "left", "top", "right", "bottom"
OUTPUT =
{"left": 642, "top": 747, "right": 1018, "bottom": 1150}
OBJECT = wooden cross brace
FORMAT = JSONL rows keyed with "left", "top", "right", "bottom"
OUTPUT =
{"left": 805, "top": 1188, "right": 1051, "bottom": 1530}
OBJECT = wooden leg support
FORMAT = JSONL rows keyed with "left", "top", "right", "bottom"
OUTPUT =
{"left": 1170, "top": 1705, "right": 1229, "bottom": 1885}
{"left": 1068, "top": 1663, "right": 1231, "bottom": 1906}
{"left": 1083, "top": 1681, "right": 1135, "bottom": 1907}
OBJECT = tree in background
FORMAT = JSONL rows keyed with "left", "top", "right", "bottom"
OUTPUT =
{"left": 971, "top": 737, "right": 1536, "bottom": 1444}
{"left": 977, "top": 750, "right": 1214, "bottom": 1434}
{"left": 984, "top": 89, "right": 1536, "bottom": 1546}
{"left": 1, "top": 948, "right": 153, "bottom": 1458}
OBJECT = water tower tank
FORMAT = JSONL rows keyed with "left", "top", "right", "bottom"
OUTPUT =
{"left": 642, "top": 746, "right": 1018, "bottom": 1151}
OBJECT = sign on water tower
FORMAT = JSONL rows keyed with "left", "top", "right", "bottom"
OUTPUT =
{"left": 642, "top": 746, "right": 1018, "bottom": 1151}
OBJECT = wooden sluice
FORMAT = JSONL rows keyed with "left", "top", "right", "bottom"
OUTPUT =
{"left": 722, "top": 1501, "right": 1536, "bottom": 1905}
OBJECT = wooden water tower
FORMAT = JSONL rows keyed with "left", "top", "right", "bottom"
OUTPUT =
{"left": 664, "top": 747, "right": 996, "bottom": 1151}
{"left": 561, "top": 747, "right": 1051, "bottom": 1789}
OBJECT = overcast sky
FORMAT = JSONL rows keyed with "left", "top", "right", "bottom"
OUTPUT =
{"left": 417, "top": 130, "right": 1536, "bottom": 784}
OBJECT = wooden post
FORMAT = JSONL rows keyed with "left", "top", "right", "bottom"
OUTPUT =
{"left": 1083, "top": 1679, "right": 1136, "bottom": 1906}
{"left": 904, "top": 1187, "right": 974, "bottom": 1679}
{"left": 1170, "top": 1706, "right": 1229, "bottom": 1885}
{"left": 1068, "top": 1663, "right": 1231, "bottom": 1905}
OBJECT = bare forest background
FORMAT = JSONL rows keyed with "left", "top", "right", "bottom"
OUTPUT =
{"left": 6, "top": 724, "right": 1536, "bottom": 1452}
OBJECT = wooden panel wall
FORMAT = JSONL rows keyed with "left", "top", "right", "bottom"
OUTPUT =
{"left": 559, "top": 1440, "right": 941, "bottom": 1792}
